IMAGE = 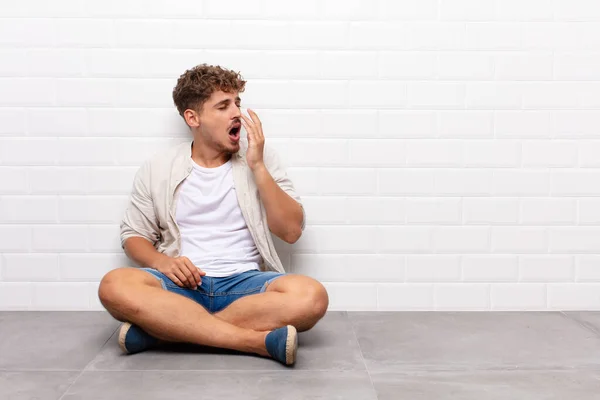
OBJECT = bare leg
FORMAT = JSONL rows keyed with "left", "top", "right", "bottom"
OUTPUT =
{"left": 98, "top": 268, "right": 269, "bottom": 357}
{"left": 214, "top": 275, "right": 329, "bottom": 332}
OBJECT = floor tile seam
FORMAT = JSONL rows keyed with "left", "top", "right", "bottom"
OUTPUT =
{"left": 83, "top": 324, "right": 120, "bottom": 373}
{"left": 366, "top": 365, "right": 600, "bottom": 374}
{"left": 3, "top": 367, "right": 599, "bottom": 373}
{"left": 559, "top": 311, "right": 600, "bottom": 337}
{"left": 347, "top": 312, "right": 379, "bottom": 400}
{"left": 81, "top": 368, "right": 374, "bottom": 373}
{"left": 0, "top": 368, "right": 82, "bottom": 372}
{"left": 57, "top": 324, "right": 119, "bottom": 400}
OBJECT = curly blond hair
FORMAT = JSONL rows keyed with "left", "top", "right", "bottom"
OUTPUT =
{"left": 172, "top": 64, "right": 246, "bottom": 117}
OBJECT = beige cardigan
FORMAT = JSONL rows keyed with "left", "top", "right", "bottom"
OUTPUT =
{"left": 120, "top": 139, "right": 305, "bottom": 273}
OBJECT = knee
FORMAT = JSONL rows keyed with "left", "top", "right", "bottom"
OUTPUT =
{"left": 298, "top": 280, "right": 329, "bottom": 328}
{"left": 98, "top": 268, "right": 146, "bottom": 315}
{"left": 310, "top": 282, "right": 329, "bottom": 319}
{"left": 98, "top": 269, "right": 125, "bottom": 309}
{"left": 99, "top": 268, "right": 153, "bottom": 322}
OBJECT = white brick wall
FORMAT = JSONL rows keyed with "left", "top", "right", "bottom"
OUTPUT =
{"left": 2, "top": 0, "right": 600, "bottom": 311}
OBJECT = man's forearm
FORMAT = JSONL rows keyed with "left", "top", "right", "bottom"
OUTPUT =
{"left": 124, "top": 236, "right": 168, "bottom": 268}
{"left": 252, "top": 164, "right": 303, "bottom": 244}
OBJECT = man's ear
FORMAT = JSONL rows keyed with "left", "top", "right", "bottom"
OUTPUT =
{"left": 184, "top": 109, "right": 200, "bottom": 128}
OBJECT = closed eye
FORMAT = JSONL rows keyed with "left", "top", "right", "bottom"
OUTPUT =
{"left": 218, "top": 104, "right": 241, "bottom": 110}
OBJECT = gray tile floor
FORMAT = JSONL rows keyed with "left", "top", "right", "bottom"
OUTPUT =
{"left": 2, "top": 311, "right": 600, "bottom": 399}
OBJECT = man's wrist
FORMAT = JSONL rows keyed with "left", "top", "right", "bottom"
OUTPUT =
{"left": 250, "top": 161, "right": 266, "bottom": 173}
{"left": 148, "top": 252, "right": 168, "bottom": 269}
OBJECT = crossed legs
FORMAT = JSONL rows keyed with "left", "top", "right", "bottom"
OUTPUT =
{"left": 98, "top": 268, "right": 329, "bottom": 357}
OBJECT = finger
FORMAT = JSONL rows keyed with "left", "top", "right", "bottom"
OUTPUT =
{"left": 240, "top": 116, "right": 253, "bottom": 133}
{"left": 247, "top": 109, "right": 262, "bottom": 126}
{"left": 174, "top": 267, "right": 193, "bottom": 288}
{"left": 167, "top": 272, "right": 185, "bottom": 288}
{"left": 179, "top": 263, "right": 196, "bottom": 288}
{"left": 172, "top": 268, "right": 189, "bottom": 288}
{"left": 256, "top": 125, "right": 264, "bottom": 141}
{"left": 182, "top": 258, "right": 201, "bottom": 286}
{"left": 240, "top": 114, "right": 253, "bottom": 128}
{"left": 247, "top": 109, "right": 264, "bottom": 140}
{"left": 185, "top": 261, "right": 206, "bottom": 277}
{"left": 242, "top": 119, "right": 254, "bottom": 142}
{"left": 179, "top": 259, "right": 198, "bottom": 286}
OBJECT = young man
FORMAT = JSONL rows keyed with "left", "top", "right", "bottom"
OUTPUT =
{"left": 98, "top": 64, "right": 329, "bottom": 366}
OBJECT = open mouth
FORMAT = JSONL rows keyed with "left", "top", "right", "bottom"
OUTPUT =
{"left": 228, "top": 123, "right": 241, "bottom": 141}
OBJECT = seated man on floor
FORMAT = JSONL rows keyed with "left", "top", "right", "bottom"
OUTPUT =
{"left": 98, "top": 64, "right": 329, "bottom": 366}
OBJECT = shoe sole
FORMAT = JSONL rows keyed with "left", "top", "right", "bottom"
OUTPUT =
{"left": 285, "top": 325, "right": 298, "bottom": 365}
{"left": 118, "top": 322, "right": 132, "bottom": 354}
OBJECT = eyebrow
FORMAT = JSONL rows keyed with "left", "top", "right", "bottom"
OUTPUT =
{"left": 214, "top": 97, "right": 241, "bottom": 108}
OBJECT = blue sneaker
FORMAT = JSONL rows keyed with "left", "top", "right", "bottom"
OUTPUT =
{"left": 118, "top": 322, "right": 159, "bottom": 354}
{"left": 265, "top": 325, "right": 298, "bottom": 365}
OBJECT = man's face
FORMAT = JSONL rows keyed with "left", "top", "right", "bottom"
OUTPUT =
{"left": 194, "top": 90, "right": 243, "bottom": 154}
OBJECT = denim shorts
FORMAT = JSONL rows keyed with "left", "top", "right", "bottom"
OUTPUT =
{"left": 141, "top": 267, "right": 285, "bottom": 314}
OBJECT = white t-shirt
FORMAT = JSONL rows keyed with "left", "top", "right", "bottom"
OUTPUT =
{"left": 175, "top": 159, "right": 262, "bottom": 277}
